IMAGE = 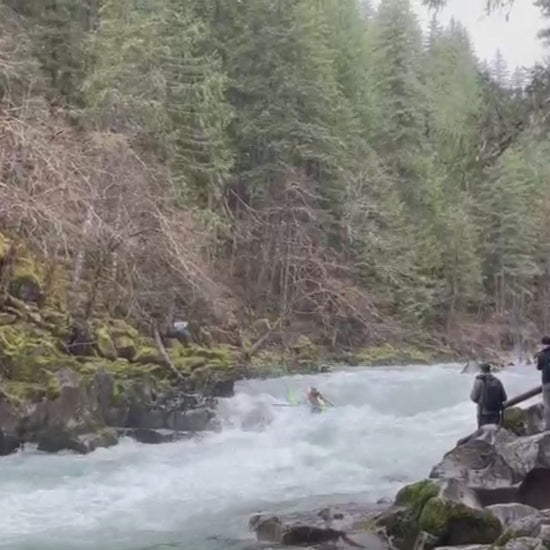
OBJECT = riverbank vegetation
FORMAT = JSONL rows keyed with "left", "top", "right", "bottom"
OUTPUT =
{"left": 1, "top": 0, "right": 550, "bottom": 372}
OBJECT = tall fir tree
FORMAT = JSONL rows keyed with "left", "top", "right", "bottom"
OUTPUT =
{"left": 84, "top": 0, "right": 233, "bottom": 206}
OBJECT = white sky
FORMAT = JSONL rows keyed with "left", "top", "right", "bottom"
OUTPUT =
{"left": 413, "top": 0, "right": 546, "bottom": 70}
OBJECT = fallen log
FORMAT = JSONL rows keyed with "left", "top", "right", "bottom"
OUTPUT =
{"left": 503, "top": 385, "right": 542, "bottom": 409}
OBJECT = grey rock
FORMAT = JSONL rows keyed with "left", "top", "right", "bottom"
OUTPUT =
{"left": 413, "top": 531, "right": 438, "bottom": 550}
{"left": 37, "top": 427, "right": 118, "bottom": 454}
{"left": 209, "top": 379, "right": 234, "bottom": 398}
{"left": 165, "top": 408, "right": 216, "bottom": 432}
{"left": 126, "top": 406, "right": 166, "bottom": 430}
{"left": 487, "top": 504, "right": 539, "bottom": 528}
{"left": 120, "top": 428, "right": 193, "bottom": 445}
{"left": 506, "top": 509, "right": 550, "bottom": 538}
{"left": 540, "top": 524, "right": 550, "bottom": 545}
{"left": 502, "top": 537, "right": 542, "bottom": 550}
{"left": 519, "top": 469, "right": 550, "bottom": 510}
{"left": 0, "top": 430, "right": 22, "bottom": 455}
{"left": 431, "top": 427, "right": 550, "bottom": 491}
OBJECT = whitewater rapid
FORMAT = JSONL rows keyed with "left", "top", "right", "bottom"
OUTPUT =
{"left": 0, "top": 363, "right": 541, "bottom": 550}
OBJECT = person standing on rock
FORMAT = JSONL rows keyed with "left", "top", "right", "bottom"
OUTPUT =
{"left": 536, "top": 336, "right": 550, "bottom": 430}
{"left": 470, "top": 363, "right": 507, "bottom": 428}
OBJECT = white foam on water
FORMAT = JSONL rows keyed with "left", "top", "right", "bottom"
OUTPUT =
{"left": 0, "top": 363, "right": 540, "bottom": 549}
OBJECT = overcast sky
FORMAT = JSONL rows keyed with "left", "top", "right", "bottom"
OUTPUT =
{"left": 412, "top": 0, "right": 546, "bottom": 70}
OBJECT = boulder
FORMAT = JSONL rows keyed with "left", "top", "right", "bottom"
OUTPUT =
{"left": 430, "top": 427, "right": 550, "bottom": 491}
{"left": 503, "top": 404, "right": 545, "bottom": 437}
{"left": 113, "top": 335, "right": 137, "bottom": 362}
{"left": 209, "top": 378, "right": 235, "bottom": 398}
{"left": 487, "top": 504, "right": 540, "bottom": 528}
{"left": 430, "top": 426, "right": 518, "bottom": 488}
{"left": 518, "top": 469, "right": 550, "bottom": 510}
{"left": 90, "top": 370, "right": 115, "bottom": 421}
{"left": 9, "top": 272, "right": 42, "bottom": 304}
{"left": 95, "top": 327, "right": 117, "bottom": 360}
{"left": 119, "top": 428, "right": 193, "bottom": 445}
{"left": 376, "top": 478, "right": 501, "bottom": 550}
{"left": 165, "top": 408, "right": 217, "bottom": 432}
{"left": 499, "top": 538, "right": 542, "bottom": 550}
{"left": 417, "top": 481, "right": 502, "bottom": 547}
{"left": 499, "top": 509, "right": 550, "bottom": 540}
{"left": 375, "top": 479, "right": 502, "bottom": 550}
{"left": 66, "top": 322, "right": 96, "bottom": 356}
{"left": 37, "top": 427, "right": 118, "bottom": 454}
{"left": 0, "top": 430, "right": 22, "bottom": 455}
{"left": 126, "top": 406, "right": 165, "bottom": 430}
{"left": 248, "top": 513, "right": 370, "bottom": 548}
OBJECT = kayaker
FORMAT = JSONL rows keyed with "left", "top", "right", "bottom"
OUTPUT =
{"left": 307, "top": 387, "right": 329, "bottom": 413}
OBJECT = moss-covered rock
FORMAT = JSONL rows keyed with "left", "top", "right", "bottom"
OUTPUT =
{"left": 419, "top": 497, "right": 502, "bottom": 546}
{"left": 109, "top": 319, "right": 138, "bottom": 340}
{"left": 376, "top": 481, "right": 440, "bottom": 550}
{"left": 134, "top": 346, "right": 163, "bottom": 365}
{"left": 395, "top": 480, "right": 440, "bottom": 517}
{"left": 9, "top": 256, "right": 44, "bottom": 304}
{"left": 96, "top": 326, "right": 117, "bottom": 360}
{"left": 502, "top": 408, "right": 528, "bottom": 436}
{"left": 113, "top": 334, "right": 137, "bottom": 361}
{"left": 0, "top": 322, "right": 78, "bottom": 383}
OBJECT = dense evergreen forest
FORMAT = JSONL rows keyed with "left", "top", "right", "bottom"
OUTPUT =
{"left": 1, "top": 0, "right": 550, "bottom": 357}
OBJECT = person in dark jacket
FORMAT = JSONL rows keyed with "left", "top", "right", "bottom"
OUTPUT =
{"left": 470, "top": 363, "right": 507, "bottom": 428}
{"left": 536, "top": 336, "right": 550, "bottom": 430}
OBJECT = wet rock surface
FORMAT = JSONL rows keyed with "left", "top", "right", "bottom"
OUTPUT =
{"left": 0, "top": 366, "right": 222, "bottom": 455}
{"left": 364, "top": 418, "right": 550, "bottom": 550}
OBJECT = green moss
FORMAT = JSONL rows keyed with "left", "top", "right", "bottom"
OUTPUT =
{"left": 113, "top": 334, "right": 137, "bottom": 361}
{"left": 375, "top": 507, "right": 421, "bottom": 550}
{"left": 502, "top": 407, "right": 527, "bottom": 436}
{"left": 109, "top": 319, "right": 138, "bottom": 340}
{"left": 45, "top": 373, "right": 62, "bottom": 400}
{"left": 134, "top": 346, "right": 162, "bottom": 365}
{"left": 395, "top": 480, "right": 440, "bottom": 519}
{"left": 173, "top": 356, "right": 208, "bottom": 371}
{"left": 9, "top": 256, "right": 44, "bottom": 303}
{"left": 0, "top": 322, "right": 78, "bottom": 383}
{"left": 3, "top": 380, "right": 46, "bottom": 403}
{"left": 171, "top": 344, "right": 234, "bottom": 365}
{"left": 419, "top": 497, "right": 502, "bottom": 545}
{"left": 85, "top": 359, "right": 163, "bottom": 381}
{"left": 96, "top": 326, "right": 117, "bottom": 360}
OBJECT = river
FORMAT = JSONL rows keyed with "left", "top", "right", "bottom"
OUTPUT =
{"left": 0, "top": 363, "right": 541, "bottom": 550}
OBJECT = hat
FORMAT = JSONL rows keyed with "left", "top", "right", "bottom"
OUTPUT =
{"left": 480, "top": 363, "right": 491, "bottom": 373}
{"left": 541, "top": 336, "right": 550, "bottom": 346}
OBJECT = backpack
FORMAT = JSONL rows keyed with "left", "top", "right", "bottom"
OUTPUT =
{"left": 480, "top": 375, "right": 504, "bottom": 412}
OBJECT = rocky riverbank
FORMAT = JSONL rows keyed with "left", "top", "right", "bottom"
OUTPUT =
{"left": 248, "top": 402, "right": 550, "bottom": 550}
{"left": 0, "top": 228, "right": 513, "bottom": 458}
